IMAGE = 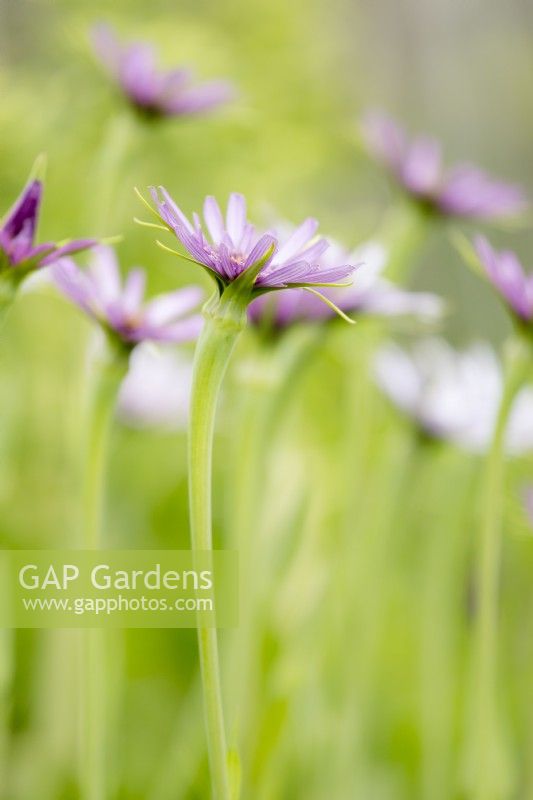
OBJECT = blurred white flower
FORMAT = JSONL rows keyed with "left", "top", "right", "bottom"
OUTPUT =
{"left": 374, "top": 338, "right": 533, "bottom": 454}
{"left": 249, "top": 238, "right": 445, "bottom": 328}
{"left": 118, "top": 344, "right": 193, "bottom": 431}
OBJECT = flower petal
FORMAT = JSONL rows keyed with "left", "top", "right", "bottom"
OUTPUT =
{"left": 39, "top": 238, "right": 97, "bottom": 267}
{"left": 226, "top": 193, "right": 247, "bottom": 247}
{"left": 162, "top": 80, "right": 234, "bottom": 116}
{"left": 401, "top": 137, "right": 442, "bottom": 195}
{"left": 360, "top": 110, "right": 407, "bottom": 173}
{"left": 144, "top": 286, "right": 203, "bottom": 325}
{"left": 203, "top": 196, "right": 225, "bottom": 244}
{"left": 475, "top": 235, "right": 533, "bottom": 320}
{"left": 88, "top": 245, "right": 122, "bottom": 304}
{"left": 135, "top": 314, "right": 204, "bottom": 343}
{"left": 274, "top": 218, "right": 319, "bottom": 265}
{"left": 1, "top": 180, "right": 42, "bottom": 242}
{"left": 243, "top": 233, "right": 277, "bottom": 270}
{"left": 152, "top": 186, "right": 195, "bottom": 234}
{"left": 52, "top": 259, "right": 100, "bottom": 318}
{"left": 120, "top": 268, "right": 146, "bottom": 316}
{"left": 440, "top": 166, "right": 527, "bottom": 220}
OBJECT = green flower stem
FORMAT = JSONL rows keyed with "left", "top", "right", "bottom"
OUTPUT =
{"left": 419, "top": 449, "right": 476, "bottom": 800}
{"left": 0, "top": 628, "right": 13, "bottom": 798}
{"left": 80, "top": 349, "right": 127, "bottom": 800}
{"left": 0, "top": 277, "right": 19, "bottom": 796}
{"left": 0, "top": 279, "right": 16, "bottom": 331}
{"left": 470, "top": 337, "right": 531, "bottom": 800}
{"left": 378, "top": 201, "right": 433, "bottom": 284}
{"left": 90, "top": 112, "right": 136, "bottom": 235}
{"left": 82, "top": 354, "right": 127, "bottom": 548}
{"left": 227, "top": 328, "right": 322, "bottom": 789}
{"left": 189, "top": 309, "right": 244, "bottom": 800}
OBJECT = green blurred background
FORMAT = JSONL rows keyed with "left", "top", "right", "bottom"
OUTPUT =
{"left": 0, "top": 0, "right": 533, "bottom": 798}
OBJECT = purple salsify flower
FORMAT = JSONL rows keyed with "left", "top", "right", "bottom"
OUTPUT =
{"left": 52, "top": 246, "right": 203, "bottom": 347}
{"left": 92, "top": 23, "right": 234, "bottom": 118}
{"left": 147, "top": 189, "right": 356, "bottom": 294}
{"left": 0, "top": 176, "right": 95, "bottom": 276}
{"left": 361, "top": 110, "right": 527, "bottom": 221}
{"left": 248, "top": 240, "right": 444, "bottom": 328}
{"left": 374, "top": 338, "right": 533, "bottom": 454}
{"left": 474, "top": 235, "right": 533, "bottom": 323}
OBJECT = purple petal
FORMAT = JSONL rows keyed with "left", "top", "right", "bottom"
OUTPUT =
{"left": 172, "top": 221, "right": 219, "bottom": 272}
{"left": 88, "top": 246, "right": 122, "bottom": 304}
{"left": 243, "top": 234, "right": 277, "bottom": 270}
{"left": 120, "top": 268, "right": 146, "bottom": 316}
{"left": 162, "top": 80, "right": 234, "bottom": 115}
{"left": 203, "top": 196, "right": 225, "bottom": 244}
{"left": 134, "top": 314, "right": 204, "bottom": 343}
{"left": 218, "top": 243, "right": 238, "bottom": 279}
{"left": 401, "top": 137, "right": 442, "bottom": 195}
{"left": 257, "top": 260, "right": 317, "bottom": 287}
{"left": 144, "top": 286, "right": 203, "bottom": 325}
{"left": 159, "top": 67, "right": 192, "bottom": 97}
{"left": 52, "top": 259, "right": 100, "bottom": 317}
{"left": 249, "top": 288, "right": 329, "bottom": 327}
{"left": 3, "top": 220, "right": 34, "bottom": 264}
{"left": 290, "top": 237, "right": 330, "bottom": 265}
{"left": 120, "top": 42, "right": 159, "bottom": 107}
{"left": 360, "top": 110, "right": 407, "bottom": 173}
{"left": 226, "top": 193, "right": 247, "bottom": 247}
{"left": 304, "top": 264, "right": 356, "bottom": 285}
{"left": 240, "top": 222, "right": 256, "bottom": 254}
{"left": 39, "top": 238, "right": 97, "bottom": 267}
{"left": 475, "top": 235, "right": 533, "bottom": 320}
{"left": 19, "top": 241, "right": 57, "bottom": 265}
{"left": 439, "top": 166, "right": 527, "bottom": 220}
{"left": 274, "top": 218, "right": 319, "bottom": 265}
{"left": 1, "top": 180, "right": 42, "bottom": 242}
{"left": 151, "top": 186, "right": 195, "bottom": 234}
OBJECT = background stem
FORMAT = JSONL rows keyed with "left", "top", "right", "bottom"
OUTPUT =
{"left": 470, "top": 338, "right": 530, "bottom": 800}
{"left": 89, "top": 112, "right": 137, "bottom": 236}
{"left": 80, "top": 351, "right": 127, "bottom": 800}
{"left": 377, "top": 201, "right": 432, "bottom": 284}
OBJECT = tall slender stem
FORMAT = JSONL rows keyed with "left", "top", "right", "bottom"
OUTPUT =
{"left": 470, "top": 338, "right": 530, "bottom": 800}
{"left": 80, "top": 351, "right": 126, "bottom": 800}
{"left": 226, "top": 329, "right": 321, "bottom": 789}
{"left": 89, "top": 112, "right": 136, "bottom": 236}
{"left": 189, "top": 313, "right": 243, "bottom": 800}
{"left": 378, "top": 201, "right": 432, "bottom": 284}
{"left": 0, "top": 278, "right": 18, "bottom": 795}
{"left": 419, "top": 450, "right": 475, "bottom": 800}
{"left": 0, "top": 279, "right": 16, "bottom": 332}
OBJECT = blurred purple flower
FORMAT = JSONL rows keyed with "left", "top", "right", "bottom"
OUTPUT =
{"left": 92, "top": 23, "right": 234, "bottom": 118}
{"left": 118, "top": 344, "right": 193, "bottom": 430}
{"left": 148, "top": 189, "right": 355, "bottom": 292}
{"left": 0, "top": 176, "right": 95, "bottom": 275}
{"left": 53, "top": 246, "right": 203, "bottom": 346}
{"left": 475, "top": 235, "right": 533, "bottom": 323}
{"left": 361, "top": 110, "right": 527, "bottom": 221}
{"left": 248, "top": 240, "right": 444, "bottom": 328}
{"left": 374, "top": 339, "right": 533, "bottom": 453}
